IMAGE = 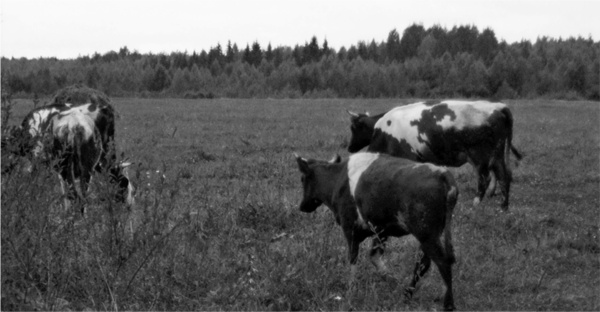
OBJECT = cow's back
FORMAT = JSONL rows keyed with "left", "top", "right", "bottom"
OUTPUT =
{"left": 369, "top": 100, "right": 509, "bottom": 166}
{"left": 350, "top": 153, "right": 451, "bottom": 235}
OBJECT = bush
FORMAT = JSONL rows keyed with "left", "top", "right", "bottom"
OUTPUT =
{"left": 1, "top": 149, "right": 193, "bottom": 310}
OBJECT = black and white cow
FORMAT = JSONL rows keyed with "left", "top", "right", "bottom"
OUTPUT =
{"left": 50, "top": 102, "right": 135, "bottom": 209}
{"left": 294, "top": 152, "right": 457, "bottom": 311}
{"left": 348, "top": 100, "right": 522, "bottom": 210}
{"left": 4, "top": 87, "right": 134, "bottom": 210}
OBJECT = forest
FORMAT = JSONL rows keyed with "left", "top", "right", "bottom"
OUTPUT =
{"left": 1, "top": 24, "right": 599, "bottom": 100}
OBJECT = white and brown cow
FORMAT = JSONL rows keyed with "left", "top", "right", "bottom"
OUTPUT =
{"left": 348, "top": 100, "right": 522, "bottom": 210}
{"left": 294, "top": 152, "right": 457, "bottom": 311}
{"left": 4, "top": 87, "right": 134, "bottom": 211}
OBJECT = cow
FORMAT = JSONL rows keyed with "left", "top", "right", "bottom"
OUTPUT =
{"left": 2, "top": 85, "right": 134, "bottom": 211}
{"left": 348, "top": 100, "right": 522, "bottom": 210}
{"left": 294, "top": 152, "right": 457, "bottom": 311}
{"left": 50, "top": 102, "right": 135, "bottom": 210}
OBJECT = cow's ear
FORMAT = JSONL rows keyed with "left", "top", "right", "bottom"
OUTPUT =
{"left": 329, "top": 154, "right": 342, "bottom": 164}
{"left": 294, "top": 153, "right": 310, "bottom": 174}
{"left": 347, "top": 110, "right": 359, "bottom": 118}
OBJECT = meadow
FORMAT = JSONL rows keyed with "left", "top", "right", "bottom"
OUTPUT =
{"left": 1, "top": 98, "right": 599, "bottom": 311}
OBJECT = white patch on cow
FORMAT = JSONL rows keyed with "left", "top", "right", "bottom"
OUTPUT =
{"left": 347, "top": 153, "right": 379, "bottom": 229}
{"left": 27, "top": 107, "right": 60, "bottom": 137}
{"left": 52, "top": 103, "right": 99, "bottom": 143}
{"left": 375, "top": 102, "right": 429, "bottom": 154}
{"left": 412, "top": 163, "right": 446, "bottom": 174}
{"left": 348, "top": 153, "right": 379, "bottom": 197}
{"left": 435, "top": 100, "right": 507, "bottom": 130}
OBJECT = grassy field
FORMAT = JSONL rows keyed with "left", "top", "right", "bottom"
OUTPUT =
{"left": 2, "top": 98, "right": 599, "bottom": 311}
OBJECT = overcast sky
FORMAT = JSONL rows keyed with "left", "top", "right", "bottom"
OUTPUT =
{"left": 1, "top": 0, "right": 599, "bottom": 59}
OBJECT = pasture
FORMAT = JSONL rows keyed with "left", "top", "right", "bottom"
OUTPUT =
{"left": 2, "top": 98, "right": 599, "bottom": 311}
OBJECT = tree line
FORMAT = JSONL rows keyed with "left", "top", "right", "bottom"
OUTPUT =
{"left": 2, "top": 24, "right": 599, "bottom": 100}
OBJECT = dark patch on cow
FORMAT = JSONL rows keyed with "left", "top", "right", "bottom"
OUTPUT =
{"left": 411, "top": 104, "right": 457, "bottom": 139}
{"left": 50, "top": 84, "right": 111, "bottom": 107}
{"left": 386, "top": 120, "right": 391, "bottom": 126}
{"left": 348, "top": 112, "right": 385, "bottom": 153}
{"left": 368, "top": 129, "right": 420, "bottom": 161}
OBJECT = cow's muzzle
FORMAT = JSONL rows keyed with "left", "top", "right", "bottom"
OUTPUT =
{"left": 299, "top": 198, "right": 322, "bottom": 213}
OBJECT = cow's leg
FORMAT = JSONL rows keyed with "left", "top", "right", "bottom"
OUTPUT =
{"left": 78, "top": 173, "right": 92, "bottom": 214}
{"left": 473, "top": 164, "right": 490, "bottom": 206}
{"left": 369, "top": 236, "right": 388, "bottom": 272}
{"left": 343, "top": 230, "right": 362, "bottom": 309}
{"left": 404, "top": 250, "right": 431, "bottom": 300}
{"left": 420, "top": 239, "right": 455, "bottom": 311}
{"left": 345, "top": 230, "right": 364, "bottom": 288}
{"left": 491, "top": 157, "right": 511, "bottom": 210}
{"left": 469, "top": 156, "right": 493, "bottom": 205}
{"left": 485, "top": 169, "right": 497, "bottom": 198}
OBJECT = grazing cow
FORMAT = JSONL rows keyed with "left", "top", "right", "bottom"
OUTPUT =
{"left": 3, "top": 86, "right": 134, "bottom": 210}
{"left": 294, "top": 152, "right": 457, "bottom": 311}
{"left": 348, "top": 100, "right": 522, "bottom": 210}
{"left": 50, "top": 103, "right": 135, "bottom": 209}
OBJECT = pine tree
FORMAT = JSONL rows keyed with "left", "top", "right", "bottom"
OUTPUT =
{"left": 265, "top": 43, "right": 274, "bottom": 62}
{"left": 226, "top": 41, "right": 235, "bottom": 63}
{"left": 250, "top": 41, "right": 263, "bottom": 66}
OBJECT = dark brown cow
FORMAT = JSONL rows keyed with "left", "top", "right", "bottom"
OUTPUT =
{"left": 294, "top": 152, "right": 458, "bottom": 311}
{"left": 348, "top": 100, "right": 522, "bottom": 210}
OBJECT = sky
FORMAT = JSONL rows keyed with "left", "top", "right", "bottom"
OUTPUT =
{"left": 1, "top": 0, "right": 599, "bottom": 59}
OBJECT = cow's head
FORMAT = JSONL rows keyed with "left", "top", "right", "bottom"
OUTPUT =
{"left": 347, "top": 110, "right": 374, "bottom": 153}
{"left": 294, "top": 153, "right": 341, "bottom": 213}
{"left": 109, "top": 161, "right": 135, "bottom": 206}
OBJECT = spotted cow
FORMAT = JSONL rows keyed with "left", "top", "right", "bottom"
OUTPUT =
{"left": 3, "top": 86, "right": 134, "bottom": 210}
{"left": 294, "top": 152, "right": 457, "bottom": 311}
{"left": 348, "top": 100, "right": 522, "bottom": 210}
{"left": 50, "top": 103, "right": 135, "bottom": 209}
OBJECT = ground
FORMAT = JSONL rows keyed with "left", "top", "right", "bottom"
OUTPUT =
{"left": 2, "top": 98, "right": 598, "bottom": 311}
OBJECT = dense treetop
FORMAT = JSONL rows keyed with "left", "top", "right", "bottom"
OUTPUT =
{"left": 2, "top": 24, "right": 598, "bottom": 100}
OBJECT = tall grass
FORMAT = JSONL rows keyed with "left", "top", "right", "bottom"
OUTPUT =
{"left": 2, "top": 98, "right": 599, "bottom": 310}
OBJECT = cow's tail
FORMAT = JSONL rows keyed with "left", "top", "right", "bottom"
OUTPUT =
{"left": 442, "top": 172, "right": 458, "bottom": 264}
{"left": 501, "top": 107, "right": 523, "bottom": 166}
